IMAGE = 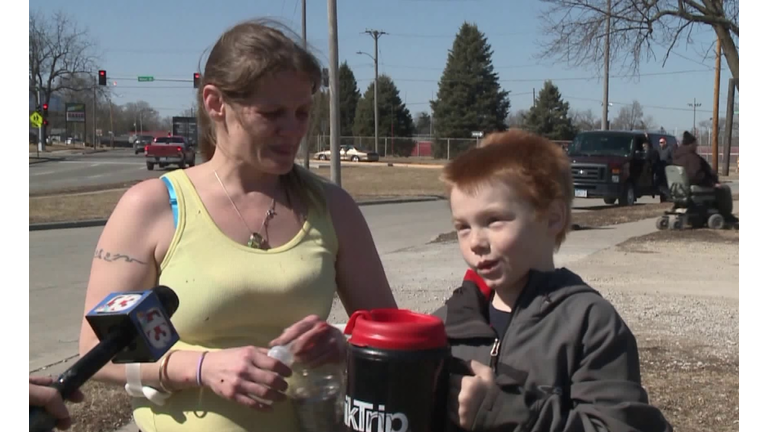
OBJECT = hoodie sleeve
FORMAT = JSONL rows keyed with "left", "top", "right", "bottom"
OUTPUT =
{"left": 473, "top": 299, "right": 672, "bottom": 432}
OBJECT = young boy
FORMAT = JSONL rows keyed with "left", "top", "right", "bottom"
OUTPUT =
{"left": 433, "top": 129, "right": 672, "bottom": 432}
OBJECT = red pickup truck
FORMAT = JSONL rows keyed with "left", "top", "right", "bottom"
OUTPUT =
{"left": 144, "top": 136, "right": 196, "bottom": 170}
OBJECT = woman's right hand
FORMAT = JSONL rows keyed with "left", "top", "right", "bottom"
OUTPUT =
{"left": 200, "top": 346, "right": 293, "bottom": 411}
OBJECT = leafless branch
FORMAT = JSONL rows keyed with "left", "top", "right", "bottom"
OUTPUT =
{"left": 29, "top": 9, "right": 101, "bottom": 106}
{"left": 536, "top": 0, "right": 738, "bottom": 82}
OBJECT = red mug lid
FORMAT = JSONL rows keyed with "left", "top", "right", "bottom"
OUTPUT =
{"left": 344, "top": 308, "right": 447, "bottom": 351}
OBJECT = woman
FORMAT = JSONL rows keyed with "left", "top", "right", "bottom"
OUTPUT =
{"left": 78, "top": 19, "right": 396, "bottom": 431}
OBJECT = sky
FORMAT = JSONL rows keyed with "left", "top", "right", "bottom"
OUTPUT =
{"left": 30, "top": 0, "right": 736, "bottom": 135}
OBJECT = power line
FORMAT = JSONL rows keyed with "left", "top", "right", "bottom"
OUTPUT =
{"left": 356, "top": 68, "right": 712, "bottom": 84}
{"left": 377, "top": 62, "right": 541, "bottom": 71}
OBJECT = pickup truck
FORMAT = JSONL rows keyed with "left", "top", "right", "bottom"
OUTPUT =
{"left": 144, "top": 135, "right": 196, "bottom": 170}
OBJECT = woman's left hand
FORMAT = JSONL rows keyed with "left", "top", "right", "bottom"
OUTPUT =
{"left": 269, "top": 315, "right": 346, "bottom": 367}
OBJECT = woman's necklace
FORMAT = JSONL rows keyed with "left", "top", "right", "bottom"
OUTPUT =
{"left": 213, "top": 170, "right": 278, "bottom": 250}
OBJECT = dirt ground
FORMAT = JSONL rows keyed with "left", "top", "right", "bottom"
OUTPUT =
{"left": 569, "top": 228, "right": 739, "bottom": 432}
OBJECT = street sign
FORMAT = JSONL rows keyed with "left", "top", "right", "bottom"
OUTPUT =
{"left": 471, "top": 131, "right": 483, "bottom": 138}
{"left": 138, "top": 76, "right": 155, "bottom": 82}
{"left": 30, "top": 112, "right": 43, "bottom": 128}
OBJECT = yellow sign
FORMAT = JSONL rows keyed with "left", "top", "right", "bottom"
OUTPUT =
{"left": 30, "top": 112, "right": 43, "bottom": 128}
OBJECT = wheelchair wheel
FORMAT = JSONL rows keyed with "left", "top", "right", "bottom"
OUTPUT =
{"left": 671, "top": 216, "right": 683, "bottom": 230}
{"left": 707, "top": 213, "right": 725, "bottom": 230}
{"left": 655, "top": 216, "right": 669, "bottom": 230}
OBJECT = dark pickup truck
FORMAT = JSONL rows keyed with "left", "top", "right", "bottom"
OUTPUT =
{"left": 567, "top": 130, "right": 677, "bottom": 206}
{"left": 144, "top": 135, "right": 196, "bottom": 170}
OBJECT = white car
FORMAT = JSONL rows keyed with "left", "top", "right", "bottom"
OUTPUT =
{"left": 314, "top": 145, "right": 379, "bottom": 162}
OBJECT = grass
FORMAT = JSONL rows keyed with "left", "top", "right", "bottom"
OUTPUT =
{"left": 29, "top": 166, "right": 448, "bottom": 224}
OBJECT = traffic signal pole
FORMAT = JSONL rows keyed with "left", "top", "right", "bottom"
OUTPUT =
{"left": 37, "top": 89, "right": 45, "bottom": 153}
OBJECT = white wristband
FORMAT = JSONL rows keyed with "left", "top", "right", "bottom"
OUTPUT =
{"left": 124, "top": 363, "right": 173, "bottom": 406}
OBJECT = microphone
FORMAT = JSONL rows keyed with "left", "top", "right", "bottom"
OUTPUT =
{"left": 29, "top": 285, "right": 181, "bottom": 432}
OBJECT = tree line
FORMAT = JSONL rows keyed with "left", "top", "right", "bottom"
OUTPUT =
{"left": 32, "top": 2, "right": 737, "bottom": 154}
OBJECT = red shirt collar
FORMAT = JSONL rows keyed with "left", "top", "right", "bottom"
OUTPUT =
{"left": 463, "top": 269, "right": 492, "bottom": 299}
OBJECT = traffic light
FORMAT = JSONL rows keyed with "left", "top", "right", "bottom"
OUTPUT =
{"left": 43, "top": 119, "right": 49, "bottom": 126}
{"left": 42, "top": 103, "right": 48, "bottom": 118}
{"left": 98, "top": 70, "right": 107, "bottom": 86}
{"left": 193, "top": 73, "right": 201, "bottom": 89}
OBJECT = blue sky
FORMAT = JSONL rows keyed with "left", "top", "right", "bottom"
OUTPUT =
{"left": 30, "top": 0, "right": 735, "bottom": 134}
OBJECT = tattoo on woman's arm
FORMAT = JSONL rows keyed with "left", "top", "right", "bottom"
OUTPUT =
{"left": 94, "top": 248, "right": 148, "bottom": 265}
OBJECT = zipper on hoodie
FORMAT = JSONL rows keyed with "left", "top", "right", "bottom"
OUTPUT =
{"left": 489, "top": 338, "right": 500, "bottom": 372}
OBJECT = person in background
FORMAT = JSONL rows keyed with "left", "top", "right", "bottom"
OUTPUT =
{"left": 673, "top": 131, "right": 738, "bottom": 223}
{"left": 78, "top": 19, "right": 396, "bottom": 432}
{"left": 30, "top": 375, "right": 85, "bottom": 431}
{"left": 658, "top": 137, "right": 673, "bottom": 165}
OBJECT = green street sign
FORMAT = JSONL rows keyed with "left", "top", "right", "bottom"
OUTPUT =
{"left": 138, "top": 76, "right": 155, "bottom": 82}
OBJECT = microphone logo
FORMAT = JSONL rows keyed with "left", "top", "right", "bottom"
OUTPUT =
{"left": 138, "top": 308, "right": 173, "bottom": 349}
{"left": 96, "top": 294, "right": 142, "bottom": 313}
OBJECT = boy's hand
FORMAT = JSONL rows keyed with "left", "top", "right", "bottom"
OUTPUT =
{"left": 448, "top": 360, "right": 496, "bottom": 429}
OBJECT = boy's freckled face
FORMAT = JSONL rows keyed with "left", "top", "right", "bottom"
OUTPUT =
{"left": 450, "top": 181, "right": 552, "bottom": 293}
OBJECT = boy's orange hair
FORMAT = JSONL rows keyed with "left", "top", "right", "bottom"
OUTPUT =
{"left": 441, "top": 128, "right": 573, "bottom": 247}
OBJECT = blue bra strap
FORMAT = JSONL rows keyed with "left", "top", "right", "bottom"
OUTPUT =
{"left": 161, "top": 176, "right": 179, "bottom": 228}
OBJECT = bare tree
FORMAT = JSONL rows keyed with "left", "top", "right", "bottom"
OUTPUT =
{"left": 571, "top": 109, "right": 601, "bottom": 131}
{"left": 29, "top": 10, "right": 100, "bottom": 107}
{"left": 612, "top": 100, "right": 645, "bottom": 130}
{"left": 537, "top": 0, "right": 739, "bottom": 88}
{"left": 506, "top": 109, "right": 528, "bottom": 128}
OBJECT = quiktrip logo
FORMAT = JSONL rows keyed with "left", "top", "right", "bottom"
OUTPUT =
{"left": 344, "top": 396, "right": 409, "bottom": 432}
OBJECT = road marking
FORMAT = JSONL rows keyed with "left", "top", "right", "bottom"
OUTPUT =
{"left": 29, "top": 163, "right": 100, "bottom": 176}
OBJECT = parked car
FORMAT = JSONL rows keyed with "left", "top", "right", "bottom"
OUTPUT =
{"left": 314, "top": 145, "right": 379, "bottom": 162}
{"left": 567, "top": 130, "right": 676, "bottom": 206}
{"left": 144, "top": 135, "right": 196, "bottom": 170}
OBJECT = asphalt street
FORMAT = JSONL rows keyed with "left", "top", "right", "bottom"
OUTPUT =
{"left": 29, "top": 149, "right": 196, "bottom": 193}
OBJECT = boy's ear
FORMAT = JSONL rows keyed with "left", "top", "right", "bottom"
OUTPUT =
{"left": 546, "top": 199, "right": 567, "bottom": 236}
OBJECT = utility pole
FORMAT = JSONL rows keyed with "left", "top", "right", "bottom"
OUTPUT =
{"left": 532, "top": 87, "right": 536, "bottom": 107}
{"left": 601, "top": 0, "right": 611, "bottom": 130}
{"left": 722, "top": 78, "right": 737, "bottom": 176}
{"left": 688, "top": 98, "right": 702, "bottom": 134}
{"left": 328, "top": 0, "right": 341, "bottom": 185}
{"left": 93, "top": 77, "right": 98, "bottom": 147}
{"left": 301, "top": 0, "right": 311, "bottom": 169}
{"left": 711, "top": 36, "right": 722, "bottom": 172}
{"left": 364, "top": 29, "right": 387, "bottom": 155}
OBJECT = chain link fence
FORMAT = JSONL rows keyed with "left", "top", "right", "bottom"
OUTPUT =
{"left": 306, "top": 135, "right": 739, "bottom": 167}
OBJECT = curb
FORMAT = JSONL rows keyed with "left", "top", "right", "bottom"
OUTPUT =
{"left": 29, "top": 219, "right": 110, "bottom": 231}
{"left": 29, "top": 196, "right": 446, "bottom": 232}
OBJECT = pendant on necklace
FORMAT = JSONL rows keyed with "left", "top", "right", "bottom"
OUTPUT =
{"left": 248, "top": 232, "right": 269, "bottom": 250}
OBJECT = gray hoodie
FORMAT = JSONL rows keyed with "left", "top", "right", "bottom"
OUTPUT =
{"left": 432, "top": 268, "right": 673, "bottom": 432}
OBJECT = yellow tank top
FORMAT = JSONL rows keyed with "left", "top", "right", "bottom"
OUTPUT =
{"left": 132, "top": 169, "right": 339, "bottom": 432}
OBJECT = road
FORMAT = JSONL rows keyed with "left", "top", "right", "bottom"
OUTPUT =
{"left": 29, "top": 150, "right": 199, "bottom": 193}
{"left": 29, "top": 149, "right": 383, "bottom": 193}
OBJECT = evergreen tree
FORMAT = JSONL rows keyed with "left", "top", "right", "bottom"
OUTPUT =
{"left": 353, "top": 75, "right": 416, "bottom": 156}
{"left": 430, "top": 22, "right": 510, "bottom": 158}
{"left": 523, "top": 80, "right": 577, "bottom": 140}
{"left": 414, "top": 112, "right": 432, "bottom": 136}
{"left": 338, "top": 62, "right": 360, "bottom": 136}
